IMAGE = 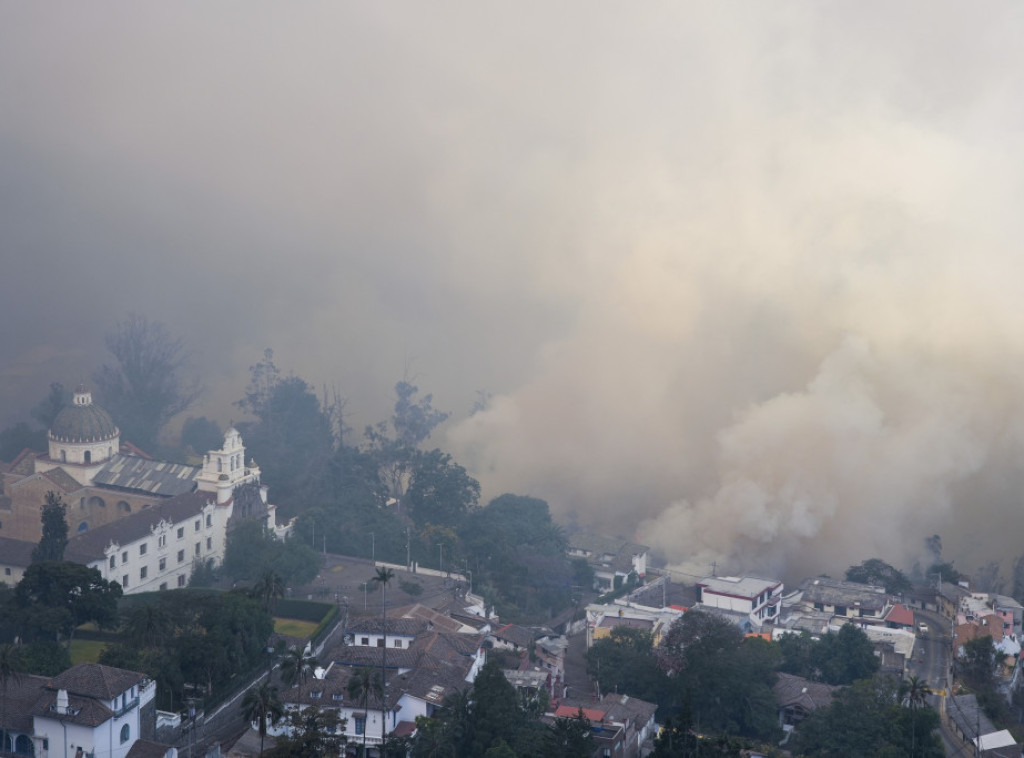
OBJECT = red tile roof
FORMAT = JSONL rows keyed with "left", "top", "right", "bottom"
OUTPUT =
{"left": 885, "top": 604, "right": 914, "bottom": 627}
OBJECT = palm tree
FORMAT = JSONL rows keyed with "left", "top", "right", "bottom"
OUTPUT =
{"left": 372, "top": 566, "right": 395, "bottom": 755}
{"left": 251, "top": 569, "right": 286, "bottom": 612}
{"left": 0, "top": 644, "right": 23, "bottom": 756}
{"left": 280, "top": 645, "right": 317, "bottom": 688}
{"left": 241, "top": 681, "right": 284, "bottom": 757}
{"left": 900, "top": 675, "right": 932, "bottom": 757}
{"left": 347, "top": 666, "right": 383, "bottom": 757}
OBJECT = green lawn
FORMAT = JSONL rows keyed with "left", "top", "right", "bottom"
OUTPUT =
{"left": 70, "top": 639, "right": 107, "bottom": 664}
{"left": 274, "top": 618, "right": 320, "bottom": 638}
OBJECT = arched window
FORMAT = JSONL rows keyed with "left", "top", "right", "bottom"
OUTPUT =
{"left": 84, "top": 450, "right": 91, "bottom": 464}
{"left": 77, "top": 522, "right": 89, "bottom": 533}
{"left": 120, "top": 724, "right": 130, "bottom": 744}
{"left": 14, "top": 734, "right": 32, "bottom": 755}
{"left": 118, "top": 501, "right": 132, "bottom": 514}
{"left": 217, "top": 459, "right": 222, "bottom": 473}
{"left": 88, "top": 496, "right": 106, "bottom": 509}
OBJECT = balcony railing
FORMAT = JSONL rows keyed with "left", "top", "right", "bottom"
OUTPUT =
{"left": 113, "top": 696, "right": 139, "bottom": 718}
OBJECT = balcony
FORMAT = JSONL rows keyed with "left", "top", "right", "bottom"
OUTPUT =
{"left": 113, "top": 696, "right": 139, "bottom": 718}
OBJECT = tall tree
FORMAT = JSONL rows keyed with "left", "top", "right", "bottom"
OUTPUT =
{"left": 279, "top": 645, "right": 318, "bottom": 688}
{"left": 405, "top": 450, "right": 480, "bottom": 528}
{"left": 373, "top": 566, "right": 395, "bottom": 755}
{"left": 236, "top": 352, "right": 336, "bottom": 513}
{"left": 31, "top": 491, "right": 68, "bottom": 563}
{"left": 93, "top": 314, "right": 202, "bottom": 451}
{"left": 364, "top": 381, "right": 449, "bottom": 502}
{"left": 242, "top": 681, "right": 284, "bottom": 757}
{"left": 0, "top": 643, "right": 23, "bottom": 758}
{"left": 266, "top": 705, "right": 345, "bottom": 758}
{"left": 347, "top": 667, "right": 383, "bottom": 757}
{"left": 30, "top": 382, "right": 70, "bottom": 430}
{"left": 543, "top": 709, "right": 593, "bottom": 758}
{"left": 14, "top": 562, "right": 122, "bottom": 647}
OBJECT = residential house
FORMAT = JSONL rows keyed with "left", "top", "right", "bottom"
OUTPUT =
{"left": 946, "top": 694, "right": 1021, "bottom": 757}
{"left": 773, "top": 673, "right": 838, "bottom": 727}
{"left": 568, "top": 534, "right": 649, "bottom": 591}
{"left": 798, "top": 577, "right": 891, "bottom": 626}
{"left": 696, "top": 575, "right": 783, "bottom": 630}
{"left": 883, "top": 603, "right": 915, "bottom": 631}
{"left": 0, "top": 535, "right": 34, "bottom": 585}
{"left": 270, "top": 627, "right": 485, "bottom": 754}
{"left": 548, "top": 693, "right": 658, "bottom": 758}
{"left": 0, "top": 662, "right": 161, "bottom": 758}
{"left": 584, "top": 602, "right": 682, "bottom": 648}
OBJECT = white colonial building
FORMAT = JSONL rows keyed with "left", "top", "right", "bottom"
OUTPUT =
{"left": 0, "top": 663, "right": 164, "bottom": 758}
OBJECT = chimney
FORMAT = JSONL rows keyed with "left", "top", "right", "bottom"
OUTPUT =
{"left": 57, "top": 689, "right": 69, "bottom": 714}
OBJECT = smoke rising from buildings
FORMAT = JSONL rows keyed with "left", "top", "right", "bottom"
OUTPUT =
{"left": 3, "top": 3, "right": 1024, "bottom": 579}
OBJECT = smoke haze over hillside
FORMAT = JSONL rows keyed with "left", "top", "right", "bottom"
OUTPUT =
{"left": 3, "top": 3, "right": 1024, "bottom": 580}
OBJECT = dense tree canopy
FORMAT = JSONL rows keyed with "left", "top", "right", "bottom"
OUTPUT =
{"left": 794, "top": 675, "right": 943, "bottom": 757}
{"left": 459, "top": 494, "right": 572, "bottom": 622}
{"left": 845, "top": 558, "right": 911, "bottom": 595}
{"left": 14, "top": 562, "right": 122, "bottom": 646}
{"left": 657, "top": 611, "right": 780, "bottom": 739}
{"left": 101, "top": 589, "right": 273, "bottom": 710}
{"left": 222, "top": 520, "right": 321, "bottom": 587}
{"left": 93, "top": 315, "right": 202, "bottom": 452}
{"left": 779, "top": 625, "right": 879, "bottom": 685}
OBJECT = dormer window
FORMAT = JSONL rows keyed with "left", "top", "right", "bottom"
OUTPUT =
{"left": 311, "top": 691, "right": 322, "bottom": 699}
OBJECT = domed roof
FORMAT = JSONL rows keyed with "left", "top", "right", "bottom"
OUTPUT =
{"left": 49, "top": 387, "right": 119, "bottom": 444}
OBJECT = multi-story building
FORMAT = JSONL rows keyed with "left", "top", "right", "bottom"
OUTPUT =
{"left": 696, "top": 575, "right": 783, "bottom": 630}
{"left": 0, "top": 662, "right": 167, "bottom": 758}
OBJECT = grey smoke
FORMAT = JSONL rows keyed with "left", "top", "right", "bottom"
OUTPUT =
{"left": 2, "top": 3, "right": 1024, "bottom": 579}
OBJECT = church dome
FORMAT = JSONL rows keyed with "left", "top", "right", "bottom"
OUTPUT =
{"left": 49, "top": 386, "right": 119, "bottom": 443}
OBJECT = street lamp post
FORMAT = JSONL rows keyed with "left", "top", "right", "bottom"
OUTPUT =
{"left": 371, "top": 532, "right": 375, "bottom": 565}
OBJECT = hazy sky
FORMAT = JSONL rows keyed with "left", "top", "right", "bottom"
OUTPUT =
{"left": 3, "top": 3, "right": 1024, "bottom": 581}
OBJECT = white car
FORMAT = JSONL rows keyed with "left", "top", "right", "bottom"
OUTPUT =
{"left": 918, "top": 623, "right": 929, "bottom": 634}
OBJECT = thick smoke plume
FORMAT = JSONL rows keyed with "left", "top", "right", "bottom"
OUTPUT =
{"left": 3, "top": 4, "right": 1024, "bottom": 579}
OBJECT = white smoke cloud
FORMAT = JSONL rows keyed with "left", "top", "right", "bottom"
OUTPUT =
{"left": 3, "top": 3, "right": 1024, "bottom": 579}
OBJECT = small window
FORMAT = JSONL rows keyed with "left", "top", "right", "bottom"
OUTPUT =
{"left": 61, "top": 450, "right": 67, "bottom": 462}
{"left": 120, "top": 724, "right": 130, "bottom": 744}
{"left": 332, "top": 694, "right": 343, "bottom": 701}
{"left": 140, "top": 543, "right": 147, "bottom": 555}
{"left": 376, "top": 639, "right": 384, "bottom": 648}
{"left": 159, "top": 583, "right": 168, "bottom": 591}
{"left": 140, "top": 566, "right": 148, "bottom": 580}
{"left": 311, "top": 691, "right": 322, "bottom": 699}
{"left": 4, "top": 568, "right": 10, "bottom": 576}
{"left": 84, "top": 451, "right": 91, "bottom": 464}
{"left": 355, "top": 716, "right": 365, "bottom": 735}
{"left": 122, "top": 575, "right": 129, "bottom": 588}
{"left": 194, "top": 520, "right": 201, "bottom": 532}
{"left": 206, "top": 515, "right": 212, "bottom": 528}
{"left": 159, "top": 557, "right": 166, "bottom": 571}
{"left": 122, "top": 551, "right": 128, "bottom": 563}
{"left": 177, "top": 527, "right": 184, "bottom": 539}
{"left": 177, "top": 575, "right": 186, "bottom": 587}
{"left": 195, "top": 543, "right": 201, "bottom": 556}
{"left": 393, "top": 639, "right": 402, "bottom": 648}
{"left": 158, "top": 535, "right": 166, "bottom": 547}
{"left": 206, "top": 537, "right": 212, "bottom": 550}
{"left": 109, "top": 556, "right": 116, "bottom": 568}
{"left": 361, "top": 637, "right": 369, "bottom": 646}
{"left": 177, "top": 550, "right": 185, "bottom": 563}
